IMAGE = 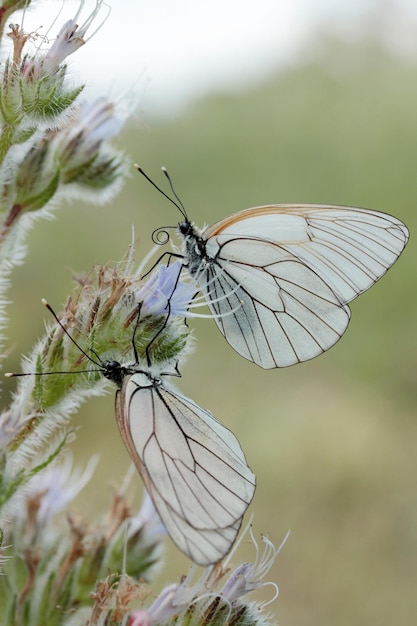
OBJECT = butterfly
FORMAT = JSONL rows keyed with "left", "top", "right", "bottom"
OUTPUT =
{"left": 7, "top": 300, "right": 255, "bottom": 566}
{"left": 113, "top": 363, "right": 255, "bottom": 565}
{"left": 176, "top": 203, "right": 409, "bottom": 368}
{"left": 138, "top": 168, "right": 409, "bottom": 368}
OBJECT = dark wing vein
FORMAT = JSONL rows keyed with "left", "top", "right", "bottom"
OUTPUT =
{"left": 202, "top": 244, "right": 349, "bottom": 368}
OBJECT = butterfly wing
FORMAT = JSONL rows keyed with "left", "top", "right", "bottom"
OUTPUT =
{"left": 195, "top": 205, "right": 408, "bottom": 369}
{"left": 115, "top": 372, "right": 255, "bottom": 565}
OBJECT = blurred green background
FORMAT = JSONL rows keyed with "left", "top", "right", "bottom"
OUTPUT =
{"left": 3, "top": 35, "right": 417, "bottom": 626}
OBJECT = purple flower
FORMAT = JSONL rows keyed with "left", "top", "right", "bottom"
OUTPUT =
{"left": 136, "top": 261, "right": 197, "bottom": 318}
{"left": 128, "top": 527, "right": 287, "bottom": 625}
{"left": 221, "top": 528, "right": 289, "bottom": 605}
{"left": 129, "top": 582, "right": 194, "bottom": 626}
{"left": 44, "top": 1, "right": 110, "bottom": 71}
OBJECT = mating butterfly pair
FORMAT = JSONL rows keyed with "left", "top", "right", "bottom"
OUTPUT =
{"left": 115, "top": 187, "right": 408, "bottom": 564}
{"left": 10, "top": 172, "right": 409, "bottom": 565}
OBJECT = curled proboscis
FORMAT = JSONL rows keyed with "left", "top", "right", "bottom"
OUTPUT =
{"left": 152, "top": 226, "right": 171, "bottom": 245}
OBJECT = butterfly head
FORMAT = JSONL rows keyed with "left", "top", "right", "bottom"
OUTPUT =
{"left": 102, "top": 360, "right": 126, "bottom": 387}
{"left": 177, "top": 218, "right": 197, "bottom": 239}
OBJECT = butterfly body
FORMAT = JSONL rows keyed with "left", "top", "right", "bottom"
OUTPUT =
{"left": 178, "top": 220, "right": 210, "bottom": 274}
{"left": 178, "top": 204, "right": 409, "bottom": 369}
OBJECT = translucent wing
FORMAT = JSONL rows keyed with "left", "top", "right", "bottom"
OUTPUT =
{"left": 194, "top": 204, "right": 408, "bottom": 369}
{"left": 115, "top": 372, "right": 256, "bottom": 565}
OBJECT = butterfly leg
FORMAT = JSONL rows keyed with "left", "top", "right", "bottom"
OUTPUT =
{"left": 143, "top": 265, "right": 183, "bottom": 366}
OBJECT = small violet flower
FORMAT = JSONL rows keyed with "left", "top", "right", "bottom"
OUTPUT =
{"left": 44, "top": 0, "right": 110, "bottom": 72}
{"left": 136, "top": 261, "right": 197, "bottom": 318}
{"left": 18, "top": 1, "right": 109, "bottom": 80}
{"left": 221, "top": 529, "right": 289, "bottom": 605}
{"left": 129, "top": 583, "right": 194, "bottom": 626}
{"left": 129, "top": 529, "right": 287, "bottom": 625}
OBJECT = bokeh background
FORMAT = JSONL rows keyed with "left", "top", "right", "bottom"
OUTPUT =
{"left": 3, "top": 1, "right": 417, "bottom": 624}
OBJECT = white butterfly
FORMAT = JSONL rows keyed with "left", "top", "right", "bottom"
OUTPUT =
{"left": 109, "top": 362, "right": 256, "bottom": 565}
{"left": 177, "top": 204, "right": 409, "bottom": 368}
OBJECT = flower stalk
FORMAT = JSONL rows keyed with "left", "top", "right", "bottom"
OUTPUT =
{"left": 0, "top": 2, "right": 281, "bottom": 624}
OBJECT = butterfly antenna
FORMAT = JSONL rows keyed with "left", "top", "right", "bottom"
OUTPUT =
{"left": 161, "top": 166, "right": 188, "bottom": 220}
{"left": 41, "top": 299, "right": 103, "bottom": 368}
{"left": 135, "top": 164, "right": 188, "bottom": 221}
